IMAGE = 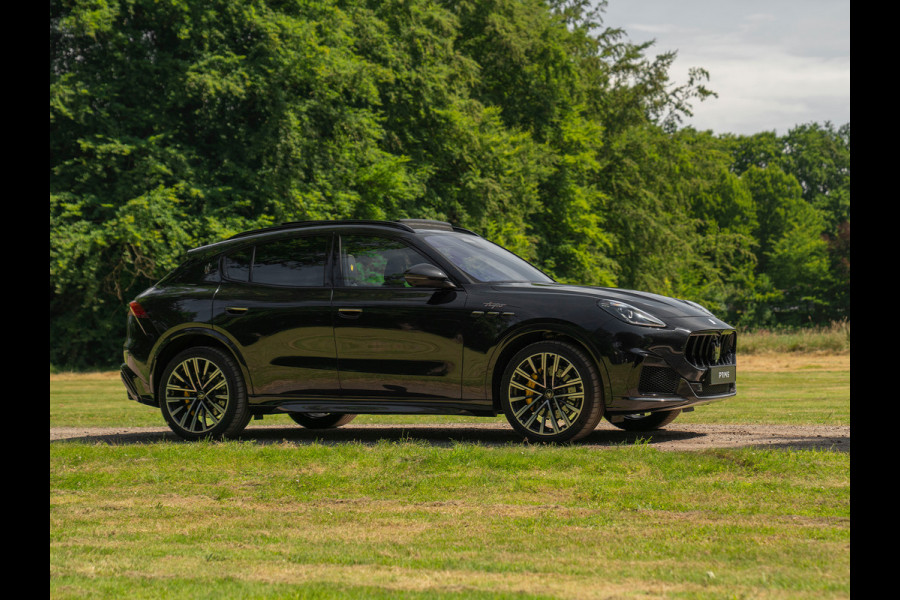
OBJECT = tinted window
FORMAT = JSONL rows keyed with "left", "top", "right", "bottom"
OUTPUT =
{"left": 224, "top": 247, "right": 252, "bottom": 282}
{"left": 422, "top": 232, "right": 553, "bottom": 283}
{"left": 252, "top": 236, "right": 329, "bottom": 287}
{"left": 160, "top": 257, "right": 219, "bottom": 285}
{"left": 340, "top": 235, "right": 431, "bottom": 287}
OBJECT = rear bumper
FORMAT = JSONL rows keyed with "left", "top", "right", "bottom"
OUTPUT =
{"left": 120, "top": 363, "right": 156, "bottom": 407}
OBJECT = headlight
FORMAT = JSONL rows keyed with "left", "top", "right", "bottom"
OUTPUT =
{"left": 598, "top": 300, "right": 666, "bottom": 328}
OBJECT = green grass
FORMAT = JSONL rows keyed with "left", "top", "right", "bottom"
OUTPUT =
{"left": 679, "top": 369, "right": 849, "bottom": 426}
{"left": 50, "top": 348, "right": 850, "bottom": 599}
{"left": 737, "top": 320, "right": 850, "bottom": 354}
{"left": 51, "top": 440, "right": 849, "bottom": 599}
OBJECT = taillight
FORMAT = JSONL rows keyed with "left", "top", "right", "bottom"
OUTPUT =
{"left": 129, "top": 301, "right": 150, "bottom": 336}
{"left": 129, "top": 301, "right": 148, "bottom": 318}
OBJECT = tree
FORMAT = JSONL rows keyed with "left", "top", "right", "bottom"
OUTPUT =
{"left": 50, "top": 0, "right": 848, "bottom": 368}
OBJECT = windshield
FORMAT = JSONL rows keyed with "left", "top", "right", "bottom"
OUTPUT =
{"left": 422, "top": 232, "right": 554, "bottom": 283}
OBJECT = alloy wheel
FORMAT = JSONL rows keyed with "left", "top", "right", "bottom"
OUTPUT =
{"left": 164, "top": 357, "right": 231, "bottom": 435}
{"left": 506, "top": 350, "right": 586, "bottom": 437}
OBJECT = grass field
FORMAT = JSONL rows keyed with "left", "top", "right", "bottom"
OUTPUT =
{"left": 50, "top": 347, "right": 850, "bottom": 599}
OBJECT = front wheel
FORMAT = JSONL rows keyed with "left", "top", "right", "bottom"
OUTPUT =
{"left": 607, "top": 409, "right": 681, "bottom": 431}
{"left": 500, "top": 341, "right": 604, "bottom": 443}
{"left": 159, "top": 346, "right": 251, "bottom": 440}
{"left": 288, "top": 413, "right": 357, "bottom": 429}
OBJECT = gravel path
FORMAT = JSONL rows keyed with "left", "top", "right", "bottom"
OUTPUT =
{"left": 50, "top": 422, "right": 849, "bottom": 452}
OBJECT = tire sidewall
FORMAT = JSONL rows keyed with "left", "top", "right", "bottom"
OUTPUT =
{"left": 610, "top": 409, "right": 681, "bottom": 432}
{"left": 288, "top": 413, "right": 356, "bottom": 429}
{"left": 159, "top": 346, "right": 248, "bottom": 440}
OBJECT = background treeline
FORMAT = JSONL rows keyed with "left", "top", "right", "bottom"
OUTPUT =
{"left": 50, "top": 0, "right": 850, "bottom": 369}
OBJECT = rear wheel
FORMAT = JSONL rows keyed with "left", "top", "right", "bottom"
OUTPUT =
{"left": 159, "top": 347, "right": 251, "bottom": 440}
{"left": 288, "top": 413, "right": 357, "bottom": 429}
{"left": 607, "top": 409, "right": 681, "bottom": 431}
{"left": 500, "top": 341, "right": 604, "bottom": 443}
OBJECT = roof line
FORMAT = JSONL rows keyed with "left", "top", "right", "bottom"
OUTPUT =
{"left": 227, "top": 219, "right": 415, "bottom": 241}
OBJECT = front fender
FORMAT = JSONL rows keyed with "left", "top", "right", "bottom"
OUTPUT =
{"left": 483, "top": 319, "right": 613, "bottom": 410}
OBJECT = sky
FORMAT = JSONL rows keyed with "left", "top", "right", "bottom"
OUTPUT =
{"left": 599, "top": 0, "right": 850, "bottom": 136}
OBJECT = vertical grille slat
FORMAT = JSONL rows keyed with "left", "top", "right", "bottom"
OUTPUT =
{"left": 685, "top": 331, "right": 736, "bottom": 368}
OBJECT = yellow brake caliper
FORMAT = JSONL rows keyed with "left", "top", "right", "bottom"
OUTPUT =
{"left": 526, "top": 373, "right": 538, "bottom": 407}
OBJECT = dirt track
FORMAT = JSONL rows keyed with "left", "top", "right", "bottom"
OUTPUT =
{"left": 49, "top": 422, "right": 849, "bottom": 452}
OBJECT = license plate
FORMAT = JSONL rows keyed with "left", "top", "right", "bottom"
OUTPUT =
{"left": 708, "top": 365, "right": 736, "bottom": 384}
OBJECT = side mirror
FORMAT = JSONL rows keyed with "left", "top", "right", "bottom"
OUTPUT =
{"left": 404, "top": 263, "right": 456, "bottom": 289}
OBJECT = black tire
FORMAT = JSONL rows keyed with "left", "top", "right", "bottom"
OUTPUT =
{"left": 288, "top": 413, "right": 357, "bottom": 429}
{"left": 607, "top": 409, "right": 681, "bottom": 431}
{"left": 158, "top": 346, "right": 251, "bottom": 440}
{"left": 500, "top": 340, "right": 604, "bottom": 443}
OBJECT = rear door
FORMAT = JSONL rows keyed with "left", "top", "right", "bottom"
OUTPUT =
{"left": 211, "top": 232, "right": 338, "bottom": 398}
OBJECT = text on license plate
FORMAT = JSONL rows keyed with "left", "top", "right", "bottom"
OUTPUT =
{"left": 708, "top": 365, "right": 736, "bottom": 384}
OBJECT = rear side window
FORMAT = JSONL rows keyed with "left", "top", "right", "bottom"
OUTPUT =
{"left": 223, "top": 235, "right": 330, "bottom": 287}
{"left": 253, "top": 236, "right": 329, "bottom": 286}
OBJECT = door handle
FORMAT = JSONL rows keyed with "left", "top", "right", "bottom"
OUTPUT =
{"left": 338, "top": 308, "right": 363, "bottom": 319}
{"left": 226, "top": 307, "right": 248, "bottom": 315}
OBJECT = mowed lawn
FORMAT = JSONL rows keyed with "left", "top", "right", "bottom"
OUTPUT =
{"left": 50, "top": 353, "right": 849, "bottom": 599}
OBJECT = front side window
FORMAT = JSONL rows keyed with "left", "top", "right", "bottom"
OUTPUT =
{"left": 339, "top": 235, "right": 432, "bottom": 287}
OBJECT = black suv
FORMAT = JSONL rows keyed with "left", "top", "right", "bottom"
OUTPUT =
{"left": 121, "top": 219, "right": 736, "bottom": 442}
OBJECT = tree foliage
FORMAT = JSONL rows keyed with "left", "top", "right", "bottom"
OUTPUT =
{"left": 50, "top": 0, "right": 850, "bottom": 368}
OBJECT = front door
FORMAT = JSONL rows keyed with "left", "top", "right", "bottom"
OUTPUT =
{"left": 332, "top": 233, "right": 467, "bottom": 400}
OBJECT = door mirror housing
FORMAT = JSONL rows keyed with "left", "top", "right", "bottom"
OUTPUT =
{"left": 404, "top": 263, "right": 456, "bottom": 289}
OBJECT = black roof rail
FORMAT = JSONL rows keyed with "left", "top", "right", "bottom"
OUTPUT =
{"left": 394, "top": 219, "right": 480, "bottom": 236}
{"left": 451, "top": 226, "right": 479, "bottom": 236}
{"left": 395, "top": 219, "right": 454, "bottom": 231}
{"left": 188, "top": 218, "right": 481, "bottom": 256}
{"left": 227, "top": 219, "right": 415, "bottom": 241}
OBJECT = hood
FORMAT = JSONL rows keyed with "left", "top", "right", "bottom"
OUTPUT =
{"left": 490, "top": 282, "right": 719, "bottom": 320}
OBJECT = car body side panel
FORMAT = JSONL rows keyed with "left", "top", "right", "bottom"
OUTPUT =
{"left": 332, "top": 285, "right": 467, "bottom": 401}
{"left": 459, "top": 284, "right": 616, "bottom": 404}
{"left": 211, "top": 282, "right": 339, "bottom": 399}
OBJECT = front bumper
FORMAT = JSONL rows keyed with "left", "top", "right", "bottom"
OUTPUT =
{"left": 606, "top": 377, "right": 736, "bottom": 414}
{"left": 604, "top": 324, "right": 737, "bottom": 415}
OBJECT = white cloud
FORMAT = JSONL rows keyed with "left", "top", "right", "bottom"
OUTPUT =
{"left": 600, "top": 0, "right": 850, "bottom": 134}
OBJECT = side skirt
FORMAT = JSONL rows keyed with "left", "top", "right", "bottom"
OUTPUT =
{"left": 250, "top": 398, "right": 497, "bottom": 418}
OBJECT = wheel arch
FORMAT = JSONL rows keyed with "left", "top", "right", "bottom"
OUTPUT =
{"left": 488, "top": 322, "right": 610, "bottom": 413}
{"left": 149, "top": 327, "right": 252, "bottom": 404}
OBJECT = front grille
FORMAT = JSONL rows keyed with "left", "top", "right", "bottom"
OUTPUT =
{"left": 639, "top": 366, "right": 680, "bottom": 394}
{"left": 685, "top": 331, "right": 736, "bottom": 368}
